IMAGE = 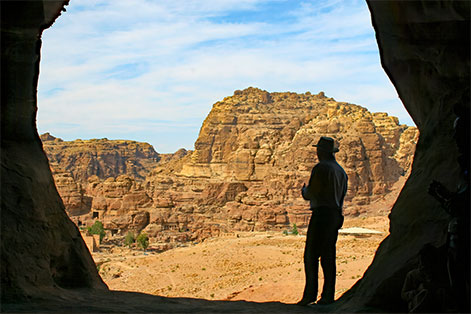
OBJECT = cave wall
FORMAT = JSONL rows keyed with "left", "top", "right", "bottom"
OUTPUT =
{"left": 1, "top": 1, "right": 107, "bottom": 301}
{"left": 0, "top": 0, "right": 469, "bottom": 311}
{"left": 337, "top": 1, "right": 470, "bottom": 312}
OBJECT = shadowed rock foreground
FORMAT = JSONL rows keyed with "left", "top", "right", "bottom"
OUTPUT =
{"left": 1, "top": 0, "right": 469, "bottom": 313}
{"left": 3, "top": 290, "right": 320, "bottom": 313}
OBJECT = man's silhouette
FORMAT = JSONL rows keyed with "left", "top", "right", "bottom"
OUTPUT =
{"left": 297, "top": 136, "right": 348, "bottom": 306}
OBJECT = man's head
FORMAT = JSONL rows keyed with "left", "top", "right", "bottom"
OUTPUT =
{"left": 313, "top": 136, "right": 338, "bottom": 161}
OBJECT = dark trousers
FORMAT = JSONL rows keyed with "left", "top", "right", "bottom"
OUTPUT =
{"left": 301, "top": 207, "right": 343, "bottom": 302}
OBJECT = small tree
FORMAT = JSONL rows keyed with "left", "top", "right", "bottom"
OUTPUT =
{"left": 136, "top": 232, "right": 149, "bottom": 251}
{"left": 291, "top": 223, "right": 299, "bottom": 236}
{"left": 124, "top": 231, "right": 135, "bottom": 248}
{"left": 88, "top": 220, "right": 106, "bottom": 241}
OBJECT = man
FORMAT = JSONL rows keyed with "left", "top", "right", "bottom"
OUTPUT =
{"left": 297, "top": 136, "right": 348, "bottom": 306}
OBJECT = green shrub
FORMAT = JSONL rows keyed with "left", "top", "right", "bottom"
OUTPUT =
{"left": 124, "top": 231, "right": 135, "bottom": 248}
{"left": 136, "top": 232, "right": 149, "bottom": 250}
{"left": 291, "top": 223, "right": 299, "bottom": 236}
{"left": 88, "top": 220, "right": 106, "bottom": 241}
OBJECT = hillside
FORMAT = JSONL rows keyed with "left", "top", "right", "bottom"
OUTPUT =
{"left": 41, "top": 88, "right": 418, "bottom": 247}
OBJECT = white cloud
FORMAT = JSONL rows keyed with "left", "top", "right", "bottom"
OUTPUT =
{"left": 37, "top": 0, "right": 414, "bottom": 153}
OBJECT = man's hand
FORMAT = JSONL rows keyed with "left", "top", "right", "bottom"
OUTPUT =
{"left": 301, "top": 183, "right": 312, "bottom": 201}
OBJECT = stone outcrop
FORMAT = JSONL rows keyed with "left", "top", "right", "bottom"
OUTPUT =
{"left": 41, "top": 133, "right": 160, "bottom": 181}
{"left": 1, "top": 0, "right": 107, "bottom": 301}
{"left": 42, "top": 88, "right": 418, "bottom": 247}
{"left": 51, "top": 166, "right": 92, "bottom": 216}
{"left": 40, "top": 136, "right": 189, "bottom": 238}
{"left": 41, "top": 134, "right": 161, "bottom": 222}
{"left": 2, "top": 1, "right": 468, "bottom": 312}
{"left": 336, "top": 1, "right": 470, "bottom": 312}
{"left": 147, "top": 88, "right": 417, "bottom": 232}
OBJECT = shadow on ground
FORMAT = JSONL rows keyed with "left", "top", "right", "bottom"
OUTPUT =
{"left": 2, "top": 289, "right": 338, "bottom": 313}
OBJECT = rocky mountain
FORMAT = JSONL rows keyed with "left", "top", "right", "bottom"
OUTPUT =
{"left": 41, "top": 134, "right": 162, "bottom": 217}
{"left": 42, "top": 88, "right": 418, "bottom": 248}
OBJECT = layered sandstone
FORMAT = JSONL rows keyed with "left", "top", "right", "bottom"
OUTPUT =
{"left": 41, "top": 133, "right": 160, "bottom": 181}
{"left": 41, "top": 134, "right": 161, "bottom": 223}
{"left": 140, "top": 89, "right": 418, "bottom": 243}
{"left": 176, "top": 88, "right": 417, "bottom": 210}
{"left": 41, "top": 88, "right": 418, "bottom": 248}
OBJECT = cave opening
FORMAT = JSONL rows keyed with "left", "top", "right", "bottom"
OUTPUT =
{"left": 33, "top": 0, "right": 418, "bottom": 304}
{"left": 5, "top": 0, "right": 468, "bottom": 312}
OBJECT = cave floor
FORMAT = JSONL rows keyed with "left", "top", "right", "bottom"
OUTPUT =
{"left": 2, "top": 289, "right": 332, "bottom": 313}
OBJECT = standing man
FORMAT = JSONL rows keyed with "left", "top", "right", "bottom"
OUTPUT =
{"left": 297, "top": 136, "right": 348, "bottom": 306}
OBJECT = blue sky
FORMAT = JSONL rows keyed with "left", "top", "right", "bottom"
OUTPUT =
{"left": 37, "top": 0, "right": 414, "bottom": 153}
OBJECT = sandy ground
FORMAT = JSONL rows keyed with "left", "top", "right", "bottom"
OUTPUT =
{"left": 93, "top": 215, "right": 389, "bottom": 304}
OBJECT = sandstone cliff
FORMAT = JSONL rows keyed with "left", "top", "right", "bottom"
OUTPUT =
{"left": 180, "top": 88, "right": 416, "bottom": 207}
{"left": 41, "top": 134, "right": 162, "bottom": 219}
{"left": 42, "top": 88, "right": 418, "bottom": 247}
{"left": 142, "top": 88, "right": 417, "bottom": 242}
{"left": 41, "top": 133, "right": 160, "bottom": 181}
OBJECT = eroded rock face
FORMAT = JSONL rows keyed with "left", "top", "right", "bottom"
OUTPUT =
{"left": 42, "top": 89, "right": 418, "bottom": 246}
{"left": 182, "top": 88, "right": 416, "bottom": 210}
{"left": 1, "top": 0, "right": 107, "bottom": 301}
{"left": 41, "top": 133, "right": 160, "bottom": 181}
{"left": 41, "top": 133, "right": 161, "bottom": 227}
{"left": 145, "top": 88, "right": 417, "bottom": 236}
{"left": 52, "top": 166, "right": 92, "bottom": 216}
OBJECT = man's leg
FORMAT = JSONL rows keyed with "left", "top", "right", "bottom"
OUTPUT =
{"left": 320, "top": 236, "right": 337, "bottom": 302}
{"left": 319, "top": 214, "right": 340, "bottom": 303}
{"left": 298, "top": 215, "right": 321, "bottom": 305}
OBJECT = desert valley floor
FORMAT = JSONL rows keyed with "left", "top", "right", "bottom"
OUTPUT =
{"left": 93, "top": 215, "right": 389, "bottom": 304}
